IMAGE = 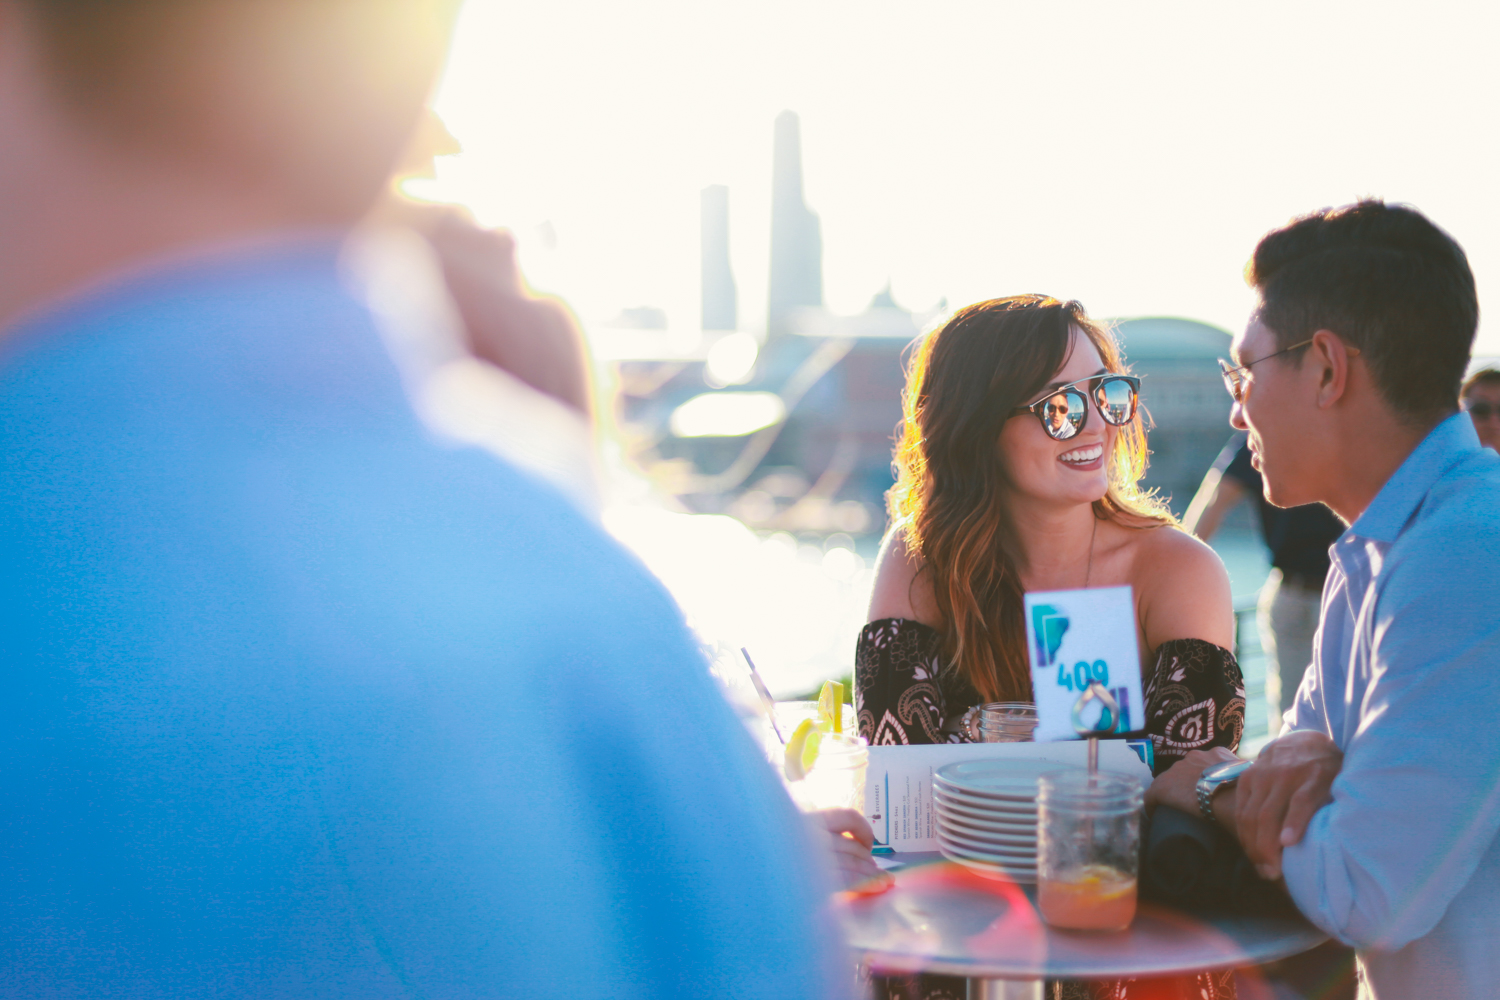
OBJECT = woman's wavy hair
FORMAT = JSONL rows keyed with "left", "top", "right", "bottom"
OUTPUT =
{"left": 887, "top": 295, "right": 1172, "bottom": 703}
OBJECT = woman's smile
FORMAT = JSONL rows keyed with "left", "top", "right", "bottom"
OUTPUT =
{"left": 1058, "top": 441, "right": 1105, "bottom": 470}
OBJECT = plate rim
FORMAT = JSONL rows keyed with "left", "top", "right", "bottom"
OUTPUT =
{"left": 935, "top": 814, "right": 1037, "bottom": 844}
{"left": 936, "top": 834, "right": 1036, "bottom": 861}
{"left": 932, "top": 786, "right": 1039, "bottom": 816}
{"left": 935, "top": 835, "right": 1039, "bottom": 871}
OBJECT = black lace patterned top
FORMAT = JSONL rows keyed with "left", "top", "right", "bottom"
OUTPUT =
{"left": 854, "top": 618, "right": 1246, "bottom": 1000}
{"left": 855, "top": 617, "right": 1245, "bottom": 774}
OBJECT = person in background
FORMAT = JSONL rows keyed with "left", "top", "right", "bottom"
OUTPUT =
{"left": 1460, "top": 366, "right": 1500, "bottom": 451}
{"left": 0, "top": 2, "right": 844, "bottom": 997}
{"left": 1182, "top": 434, "right": 1344, "bottom": 735}
{"left": 1148, "top": 201, "right": 1500, "bottom": 1000}
{"left": 858, "top": 295, "right": 1245, "bottom": 1000}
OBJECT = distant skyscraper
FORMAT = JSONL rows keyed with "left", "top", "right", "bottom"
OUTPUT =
{"left": 767, "top": 111, "right": 822, "bottom": 336}
{"left": 700, "top": 185, "right": 737, "bottom": 331}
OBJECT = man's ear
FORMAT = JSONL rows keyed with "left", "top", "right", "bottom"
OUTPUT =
{"left": 1311, "top": 329, "right": 1353, "bottom": 410}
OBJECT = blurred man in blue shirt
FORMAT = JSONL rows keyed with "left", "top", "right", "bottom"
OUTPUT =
{"left": 0, "top": 3, "right": 842, "bottom": 997}
{"left": 1149, "top": 201, "right": 1500, "bottom": 999}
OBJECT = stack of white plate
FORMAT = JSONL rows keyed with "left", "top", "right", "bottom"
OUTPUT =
{"left": 932, "top": 758, "right": 1072, "bottom": 882}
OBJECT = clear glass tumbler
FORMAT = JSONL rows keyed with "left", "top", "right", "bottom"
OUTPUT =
{"left": 973, "top": 702, "right": 1038, "bottom": 743}
{"left": 1037, "top": 771, "right": 1144, "bottom": 931}
{"left": 787, "top": 733, "right": 869, "bottom": 813}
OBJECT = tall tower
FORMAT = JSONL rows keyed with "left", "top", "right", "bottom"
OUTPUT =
{"left": 700, "top": 185, "right": 737, "bottom": 331}
{"left": 767, "top": 111, "right": 823, "bottom": 336}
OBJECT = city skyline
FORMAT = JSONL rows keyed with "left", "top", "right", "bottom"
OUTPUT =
{"left": 424, "top": 0, "right": 1500, "bottom": 352}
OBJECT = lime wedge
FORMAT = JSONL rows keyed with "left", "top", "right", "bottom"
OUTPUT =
{"left": 783, "top": 719, "right": 824, "bottom": 781}
{"left": 816, "top": 679, "right": 845, "bottom": 735}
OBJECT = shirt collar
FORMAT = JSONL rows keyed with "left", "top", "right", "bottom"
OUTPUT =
{"left": 1347, "top": 410, "right": 1483, "bottom": 544}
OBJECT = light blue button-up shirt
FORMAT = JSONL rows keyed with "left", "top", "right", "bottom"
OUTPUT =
{"left": 0, "top": 242, "right": 844, "bottom": 998}
{"left": 1283, "top": 412, "right": 1500, "bottom": 1000}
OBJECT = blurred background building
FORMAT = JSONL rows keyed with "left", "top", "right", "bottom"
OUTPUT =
{"left": 700, "top": 184, "right": 737, "bottom": 332}
{"left": 767, "top": 111, "right": 823, "bottom": 338}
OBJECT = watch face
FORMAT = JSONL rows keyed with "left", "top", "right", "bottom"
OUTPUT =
{"left": 1206, "top": 760, "right": 1250, "bottom": 782}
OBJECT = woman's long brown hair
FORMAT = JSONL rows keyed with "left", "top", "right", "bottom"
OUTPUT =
{"left": 886, "top": 295, "right": 1172, "bottom": 703}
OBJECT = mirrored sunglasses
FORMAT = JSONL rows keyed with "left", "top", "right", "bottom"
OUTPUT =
{"left": 1013, "top": 375, "right": 1140, "bottom": 441}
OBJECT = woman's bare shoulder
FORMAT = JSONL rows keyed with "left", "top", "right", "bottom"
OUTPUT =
{"left": 868, "top": 528, "right": 942, "bottom": 627}
{"left": 1127, "top": 523, "right": 1235, "bottom": 651}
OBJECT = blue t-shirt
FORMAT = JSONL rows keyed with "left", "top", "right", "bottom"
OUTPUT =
{"left": 0, "top": 240, "right": 843, "bottom": 999}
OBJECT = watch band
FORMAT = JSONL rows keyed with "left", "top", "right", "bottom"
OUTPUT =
{"left": 1196, "top": 759, "right": 1252, "bottom": 821}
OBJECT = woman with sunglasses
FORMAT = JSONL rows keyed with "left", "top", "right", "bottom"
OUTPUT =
{"left": 856, "top": 296, "right": 1244, "bottom": 1000}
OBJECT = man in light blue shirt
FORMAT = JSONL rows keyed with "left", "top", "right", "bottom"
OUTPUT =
{"left": 1148, "top": 201, "right": 1500, "bottom": 999}
{"left": 0, "top": 3, "right": 843, "bottom": 997}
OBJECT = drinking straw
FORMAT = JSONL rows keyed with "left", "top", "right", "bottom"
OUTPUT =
{"left": 1069, "top": 682, "right": 1122, "bottom": 853}
{"left": 741, "top": 647, "right": 785, "bottom": 744}
{"left": 1071, "top": 681, "right": 1120, "bottom": 776}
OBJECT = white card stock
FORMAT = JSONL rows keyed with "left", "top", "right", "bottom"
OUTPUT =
{"left": 1023, "top": 585, "right": 1144, "bottom": 742}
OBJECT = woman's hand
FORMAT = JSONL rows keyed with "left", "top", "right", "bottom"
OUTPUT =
{"left": 1145, "top": 746, "right": 1238, "bottom": 817}
{"left": 814, "top": 808, "right": 891, "bottom": 891}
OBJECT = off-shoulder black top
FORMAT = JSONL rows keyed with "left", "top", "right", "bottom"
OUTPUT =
{"left": 854, "top": 618, "right": 1246, "bottom": 1000}
{"left": 854, "top": 617, "right": 1245, "bottom": 775}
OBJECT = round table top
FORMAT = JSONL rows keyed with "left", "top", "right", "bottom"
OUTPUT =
{"left": 837, "top": 859, "right": 1328, "bottom": 980}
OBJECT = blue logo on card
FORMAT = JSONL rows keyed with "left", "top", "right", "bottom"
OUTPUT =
{"left": 1031, "top": 604, "right": 1070, "bottom": 667}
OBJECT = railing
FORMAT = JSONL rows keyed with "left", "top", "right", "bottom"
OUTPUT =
{"left": 1234, "top": 602, "right": 1274, "bottom": 754}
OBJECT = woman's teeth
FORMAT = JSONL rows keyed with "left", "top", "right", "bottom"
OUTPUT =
{"left": 1060, "top": 444, "right": 1103, "bottom": 465}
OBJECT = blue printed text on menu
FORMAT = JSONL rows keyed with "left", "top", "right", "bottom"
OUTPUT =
{"left": 1023, "top": 585, "right": 1144, "bottom": 743}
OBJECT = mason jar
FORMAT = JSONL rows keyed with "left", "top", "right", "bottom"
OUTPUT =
{"left": 788, "top": 733, "right": 869, "bottom": 813}
{"left": 1036, "top": 770, "right": 1144, "bottom": 931}
{"left": 969, "top": 702, "right": 1038, "bottom": 743}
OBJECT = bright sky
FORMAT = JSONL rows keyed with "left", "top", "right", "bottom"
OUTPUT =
{"left": 423, "top": 0, "right": 1500, "bottom": 351}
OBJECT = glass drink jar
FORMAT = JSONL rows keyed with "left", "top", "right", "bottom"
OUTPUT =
{"left": 974, "top": 702, "right": 1038, "bottom": 743}
{"left": 1037, "top": 771, "right": 1144, "bottom": 931}
{"left": 788, "top": 733, "right": 869, "bottom": 813}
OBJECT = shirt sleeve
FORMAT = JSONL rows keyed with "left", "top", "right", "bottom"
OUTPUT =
{"left": 1280, "top": 525, "right": 1500, "bottom": 951}
{"left": 854, "top": 619, "right": 958, "bottom": 745}
{"left": 1142, "top": 639, "right": 1245, "bottom": 776}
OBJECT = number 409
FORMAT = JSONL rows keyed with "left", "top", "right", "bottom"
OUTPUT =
{"left": 1057, "top": 659, "right": 1109, "bottom": 692}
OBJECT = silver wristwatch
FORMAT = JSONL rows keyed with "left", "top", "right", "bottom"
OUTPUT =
{"left": 1196, "top": 759, "right": 1253, "bottom": 821}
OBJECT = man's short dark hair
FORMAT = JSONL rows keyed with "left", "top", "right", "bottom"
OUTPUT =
{"left": 1246, "top": 200, "right": 1478, "bottom": 425}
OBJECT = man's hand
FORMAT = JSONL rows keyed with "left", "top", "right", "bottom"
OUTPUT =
{"left": 1145, "top": 746, "right": 1239, "bottom": 817}
{"left": 1235, "top": 730, "right": 1342, "bottom": 880}
{"left": 425, "top": 212, "right": 593, "bottom": 418}
{"left": 815, "top": 808, "right": 891, "bottom": 892}
{"left": 376, "top": 200, "right": 594, "bottom": 418}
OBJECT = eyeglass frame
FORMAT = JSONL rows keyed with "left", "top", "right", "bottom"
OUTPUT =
{"left": 1463, "top": 398, "right": 1500, "bottom": 421}
{"left": 1011, "top": 374, "right": 1142, "bottom": 441}
{"left": 1217, "top": 339, "right": 1315, "bottom": 402}
{"left": 1218, "top": 336, "right": 1364, "bottom": 403}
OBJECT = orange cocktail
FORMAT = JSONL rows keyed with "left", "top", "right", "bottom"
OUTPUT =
{"left": 1038, "top": 864, "right": 1137, "bottom": 931}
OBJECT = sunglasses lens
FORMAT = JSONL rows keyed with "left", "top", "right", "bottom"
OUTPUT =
{"left": 1039, "top": 391, "right": 1086, "bottom": 440}
{"left": 1096, "top": 379, "right": 1136, "bottom": 425}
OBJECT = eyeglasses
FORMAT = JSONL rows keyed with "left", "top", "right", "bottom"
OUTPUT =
{"left": 1217, "top": 339, "right": 1315, "bottom": 402}
{"left": 1012, "top": 375, "right": 1141, "bottom": 441}
{"left": 1464, "top": 400, "right": 1500, "bottom": 421}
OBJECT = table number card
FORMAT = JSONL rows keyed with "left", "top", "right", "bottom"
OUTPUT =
{"left": 1024, "top": 585, "right": 1144, "bottom": 742}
